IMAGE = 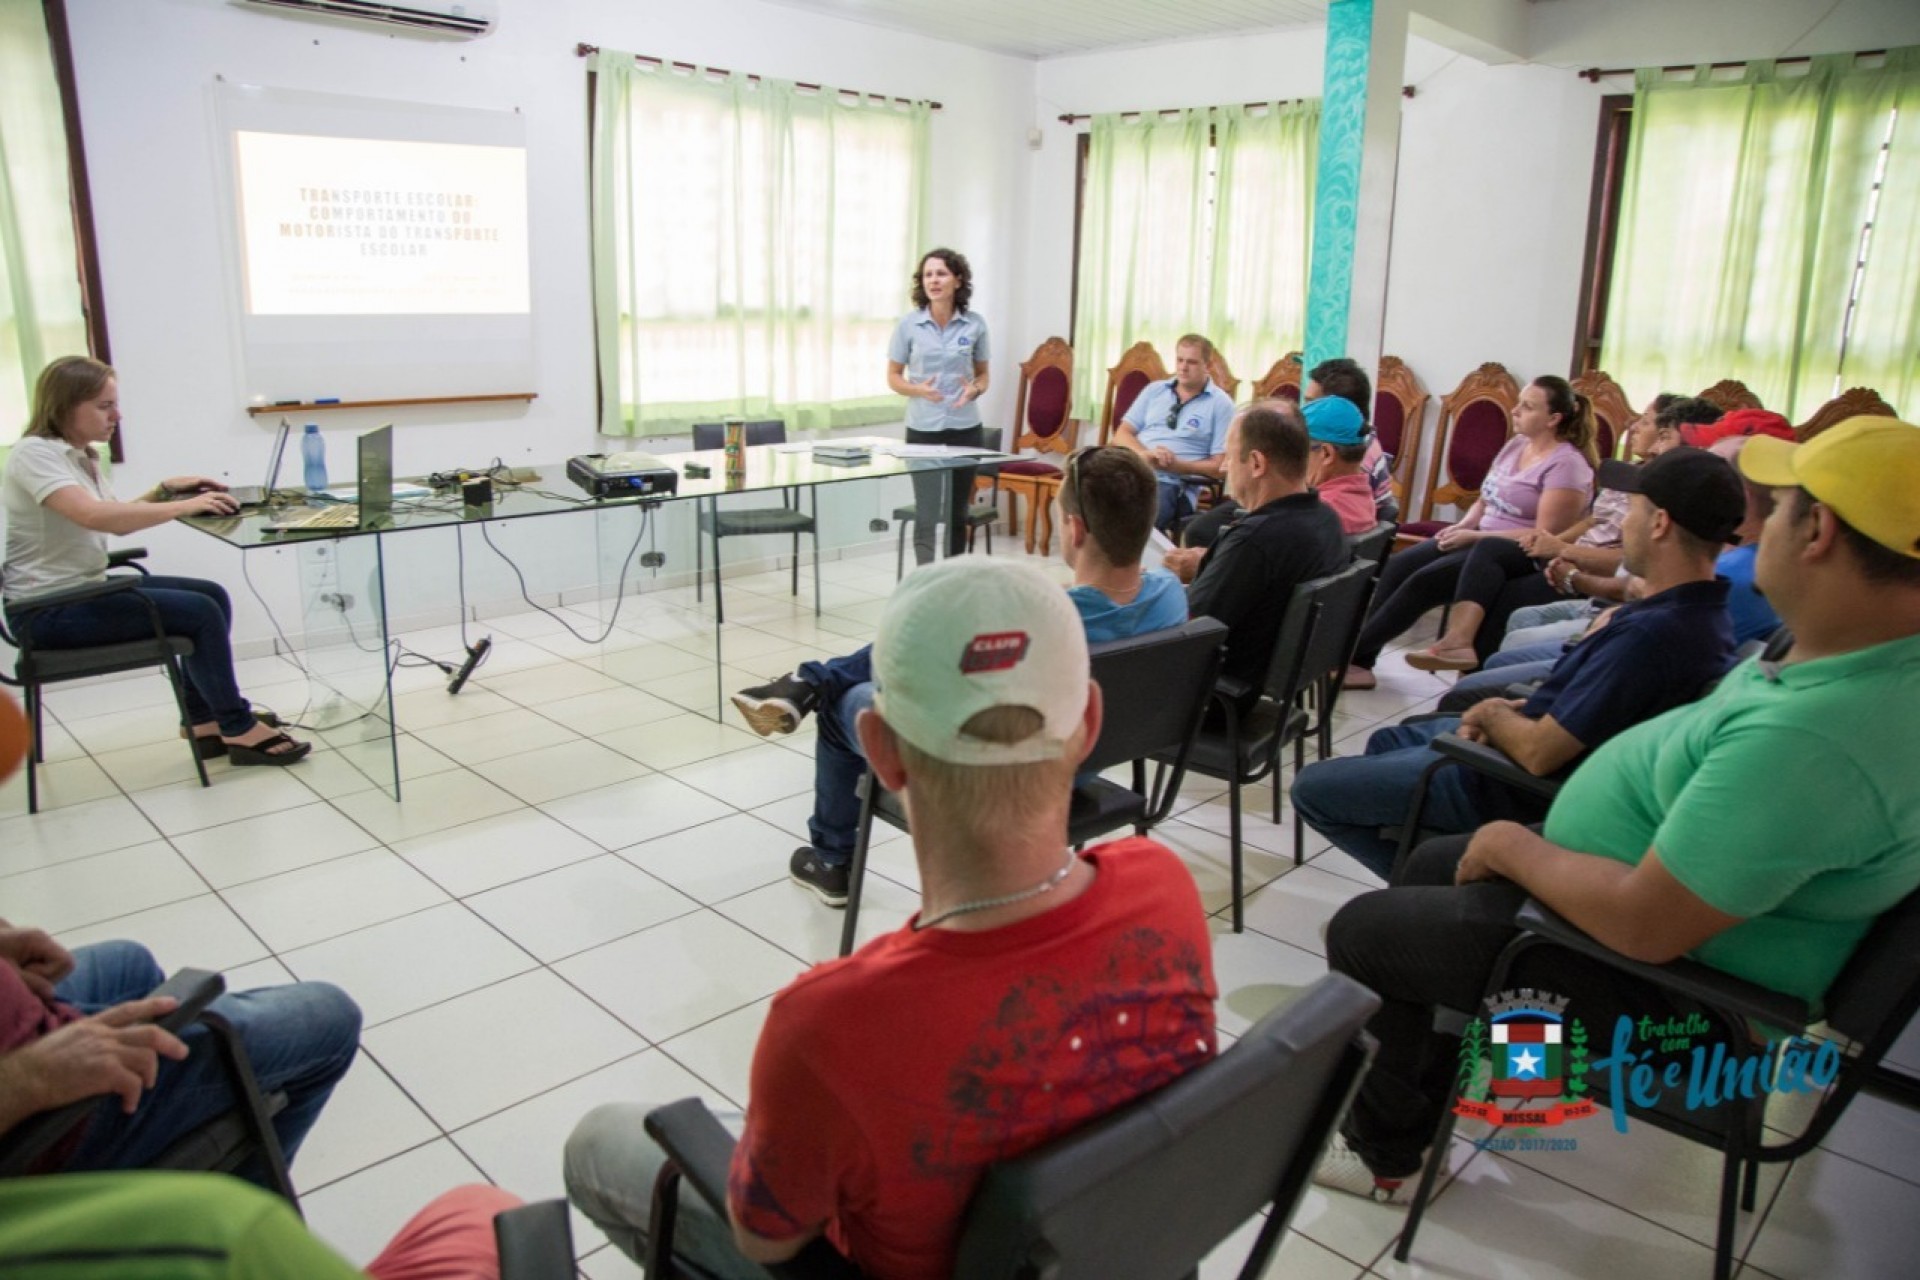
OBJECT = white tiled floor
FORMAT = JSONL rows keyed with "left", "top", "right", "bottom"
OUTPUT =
{"left": 8, "top": 541, "right": 1917, "bottom": 1278}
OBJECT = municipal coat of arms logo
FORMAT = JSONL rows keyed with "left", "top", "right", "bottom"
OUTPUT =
{"left": 1453, "top": 988, "right": 1597, "bottom": 1128}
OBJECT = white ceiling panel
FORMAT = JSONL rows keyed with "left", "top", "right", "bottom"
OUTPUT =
{"left": 754, "top": 0, "right": 1334, "bottom": 60}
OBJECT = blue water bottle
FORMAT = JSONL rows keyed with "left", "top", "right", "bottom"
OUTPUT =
{"left": 301, "top": 424, "right": 328, "bottom": 493}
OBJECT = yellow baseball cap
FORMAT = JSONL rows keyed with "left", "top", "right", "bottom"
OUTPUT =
{"left": 1739, "top": 416, "right": 1920, "bottom": 560}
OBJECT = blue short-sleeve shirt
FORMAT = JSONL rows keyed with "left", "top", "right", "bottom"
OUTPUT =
{"left": 887, "top": 308, "right": 991, "bottom": 433}
{"left": 1122, "top": 379, "right": 1235, "bottom": 485}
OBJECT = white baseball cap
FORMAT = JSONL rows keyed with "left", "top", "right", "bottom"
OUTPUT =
{"left": 873, "top": 559, "right": 1090, "bottom": 766}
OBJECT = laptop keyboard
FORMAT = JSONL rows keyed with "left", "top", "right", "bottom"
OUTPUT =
{"left": 269, "top": 504, "right": 361, "bottom": 531}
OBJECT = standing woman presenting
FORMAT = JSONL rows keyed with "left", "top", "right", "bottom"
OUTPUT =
{"left": 888, "top": 248, "right": 990, "bottom": 566}
{"left": 2, "top": 357, "right": 309, "bottom": 765}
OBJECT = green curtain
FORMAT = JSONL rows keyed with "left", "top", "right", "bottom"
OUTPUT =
{"left": 1604, "top": 52, "right": 1920, "bottom": 419}
{"left": 0, "top": 0, "right": 86, "bottom": 436}
{"left": 591, "top": 52, "right": 930, "bottom": 437}
{"left": 1208, "top": 101, "right": 1318, "bottom": 390}
{"left": 1834, "top": 48, "right": 1920, "bottom": 414}
{"left": 1069, "top": 110, "right": 1211, "bottom": 419}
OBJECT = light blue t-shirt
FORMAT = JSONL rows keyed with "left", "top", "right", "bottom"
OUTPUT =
{"left": 1121, "top": 379, "right": 1235, "bottom": 486}
{"left": 887, "top": 308, "right": 991, "bottom": 433}
{"left": 1716, "top": 543, "right": 1780, "bottom": 646}
{"left": 1069, "top": 568, "right": 1189, "bottom": 643}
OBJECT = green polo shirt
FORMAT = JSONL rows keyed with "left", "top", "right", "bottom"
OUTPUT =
{"left": 0, "top": 1172, "right": 363, "bottom": 1279}
{"left": 1544, "top": 630, "right": 1920, "bottom": 1006}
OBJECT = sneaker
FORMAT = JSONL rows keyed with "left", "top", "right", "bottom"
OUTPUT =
{"left": 1311, "top": 1133, "right": 1413, "bottom": 1205}
{"left": 732, "top": 674, "right": 818, "bottom": 737}
{"left": 790, "top": 847, "right": 850, "bottom": 908}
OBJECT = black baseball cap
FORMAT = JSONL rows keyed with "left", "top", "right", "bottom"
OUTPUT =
{"left": 1596, "top": 447, "right": 1745, "bottom": 545}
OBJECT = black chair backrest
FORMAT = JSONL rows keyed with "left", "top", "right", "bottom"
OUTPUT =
{"left": 1080, "top": 618, "right": 1228, "bottom": 775}
{"left": 1348, "top": 521, "right": 1397, "bottom": 577}
{"left": 949, "top": 974, "right": 1381, "bottom": 1280}
{"left": 1260, "top": 558, "right": 1377, "bottom": 706}
{"left": 691, "top": 420, "right": 787, "bottom": 451}
{"left": 1821, "top": 885, "right": 1920, "bottom": 1045}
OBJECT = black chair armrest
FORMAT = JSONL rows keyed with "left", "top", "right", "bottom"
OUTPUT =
{"left": 106, "top": 547, "right": 149, "bottom": 572}
{"left": 494, "top": 1199, "right": 574, "bottom": 1280}
{"left": 7, "top": 575, "right": 144, "bottom": 617}
{"left": 1430, "top": 732, "right": 1563, "bottom": 801}
{"left": 644, "top": 1098, "right": 738, "bottom": 1218}
{"left": 643, "top": 1100, "right": 863, "bottom": 1280}
{"left": 1213, "top": 674, "right": 1255, "bottom": 708}
{"left": 1514, "top": 900, "right": 1813, "bottom": 1033}
{"left": 0, "top": 970, "right": 224, "bottom": 1177}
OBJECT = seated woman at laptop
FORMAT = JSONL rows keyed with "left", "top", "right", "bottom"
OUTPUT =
{"left": 2, "top": 357, "right": 310, "bottom": 765}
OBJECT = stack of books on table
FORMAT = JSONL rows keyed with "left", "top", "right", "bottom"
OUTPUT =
{"left": 811, "top": 442, "right": 873, "bottom": 466}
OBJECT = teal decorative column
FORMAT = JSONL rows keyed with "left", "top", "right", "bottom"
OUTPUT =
{"left": 1305, "top": 0, "right": 1409, "bottom": 374}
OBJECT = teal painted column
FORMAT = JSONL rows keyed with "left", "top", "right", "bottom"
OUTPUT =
{"left": 1305, "top": 0, "right": 1409, "bottom": 374}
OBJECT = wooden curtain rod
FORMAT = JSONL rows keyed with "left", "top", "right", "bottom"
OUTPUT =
{"left": 1058, "top": 85, "right": 1414, "bottom": 125}
{"left": 1580, "top": 49, "right": 1887, "bottom": 81}
{"left": 574, "top": 44, "right": 941, "bottom": 110}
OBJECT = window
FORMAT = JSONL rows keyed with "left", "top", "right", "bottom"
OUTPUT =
{"left": 1586, "top": 52, "right": 1919, "bottom": 419}
{"left": 1069, "top": 102, "right": 1318, "bottom": 417}
{"left": 589, "top": 55, "right": 930, "bottom": 436}
{"left": 1, "top": 0, "right": 105, "bottom": 450}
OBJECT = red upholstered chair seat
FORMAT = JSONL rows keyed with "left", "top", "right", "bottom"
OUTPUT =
{"left": 1397, "top": 519, "right": 1448, "bottom": 539}
{"left": 1026, "top": 367, "right": 1071, "bottom": 442}
{"left": 999, "top": 459, "right": 1063, "bottom": 477}
{"left": 1373, "top": 395, "right": 1405, "bottom": 459}
{"left": 1114, "top": 371, "right": 1152, "bottom": 423}
{"left": 1448, "top": 401, "right": 1512, "bottom": 492}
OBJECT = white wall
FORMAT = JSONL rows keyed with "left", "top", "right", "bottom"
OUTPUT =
{"left": 62, "top": 0, "right": 1034, "bottom": 647}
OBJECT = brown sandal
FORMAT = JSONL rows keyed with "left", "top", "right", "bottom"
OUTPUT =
{"left": 226, "top": 732, "right": 311, "bottom": 767}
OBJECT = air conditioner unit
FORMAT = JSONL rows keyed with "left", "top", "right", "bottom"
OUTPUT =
{"left": 232, "top": 0, "right": 496, "bottom": 41}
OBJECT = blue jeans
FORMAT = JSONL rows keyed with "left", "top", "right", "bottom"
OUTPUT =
{"left": 1501, "top": 600, "right": 1592, "bottom": 653}
{"left": 8, "top": 575, "right": 255, "bottom": 735}
{"left": 1436, "top": 650, "right": 1560, "bottom": 714}
{"left": 1289, "top": 717, "right": 1488, "bottom": 881}
{"left": 1154, "top": 478, "right": 1197, "bottom": 534}
{"left": 54, "top": 941, "right": 361, "bottom": 1185}
{"left": 799, "top": 648, "right": 878, "bottom": 867}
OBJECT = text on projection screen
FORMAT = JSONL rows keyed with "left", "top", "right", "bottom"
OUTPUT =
{"left": 235, "top": 131, "right": 530, "bottom": 316}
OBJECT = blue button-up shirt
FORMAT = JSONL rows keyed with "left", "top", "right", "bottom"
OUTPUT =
{"left": 888, "top": 308, "right": 992, "bottom": 433}
{"left": 1123, "top": 379, "right": 1235, "bottom": 485}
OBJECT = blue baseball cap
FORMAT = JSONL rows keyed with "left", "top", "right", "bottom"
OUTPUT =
{"left": 1303, "top": 395, "right": 1368, "bottom": 446}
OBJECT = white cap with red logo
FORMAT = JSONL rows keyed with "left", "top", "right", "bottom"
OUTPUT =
{"left": 873, "top": 558, "right": 1091, "bottom": 766}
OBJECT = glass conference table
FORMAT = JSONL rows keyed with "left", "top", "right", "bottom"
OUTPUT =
{"left": 184, "top": 441, "right": 1004, "bottom": 800}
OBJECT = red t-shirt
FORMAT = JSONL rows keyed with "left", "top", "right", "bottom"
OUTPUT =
{"left": 727, "top": 837, "right": 1217, "bottom": 1279}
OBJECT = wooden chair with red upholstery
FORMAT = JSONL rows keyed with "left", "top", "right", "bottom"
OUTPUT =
{"left": 1372, "top": 355, "right": 1429, "bottom": 507}
{"left": 993, "top": 336, "right": 1080, "bottom": 554}
{"left": 1796, "top": 386, "right": 1898, "bottom": 440}
{"left": 1697, "top": 379, "right": 1763, "bottom": 414}
{"left": 1251, "top": 352, "right": 1304, "bottom": 403}
{"left": 1098, "top": 340, "right": 1168, "bottom": 446}
{"left": 1395, "top": 361, "right": 1520, "bottom": 551}
{"left": 1206, "top": 349, "right": 1241, "bottom": 402}
{"left": 1572, "top": 368, "right": 1635, "bottom": 461}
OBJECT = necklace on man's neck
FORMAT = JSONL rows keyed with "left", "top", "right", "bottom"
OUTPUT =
{"left": 914, "top": 847, "right": 1080, "bottom": 931}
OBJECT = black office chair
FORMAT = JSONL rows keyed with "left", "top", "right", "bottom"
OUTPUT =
{"left": 837, "top": 618, "right": 1228, "bottom": 957}
{"left": 1163, "top": 558, "right": 1378, "bottom": 932}
{"left": 689, "top": 421, "right": 820, "bottom": 624}
{"left": 1296, "top": 521, "right": 1398, "bottom": 762}
{"left": 894, "top": 428, "right": 1005, "bottom": 579}
{"left": 628, "top": 972, "right": 1380, "bottom": 1280}
{"left": 1396, "top": 887, "right": 1920, "bottom": 1280}
{"left": 0, "top": 969, "right": 297, "bottom": 1206}
{"left": 1348, "top": 519, "right": 1397, "bottom": 578}
{"left": 0, "top": 548, "right": 210, "bottom": 813}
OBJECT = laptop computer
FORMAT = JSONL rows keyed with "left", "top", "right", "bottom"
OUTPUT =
{"left": 229, "top": 420, "right": 291, "bottom": 508}
{"left": 265, "top": 426, "right": 398, "bottom": 533}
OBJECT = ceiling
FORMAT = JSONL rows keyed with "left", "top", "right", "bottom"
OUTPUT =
{"left": 755, "top": 0, "right": 1335, "bottom": 60}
